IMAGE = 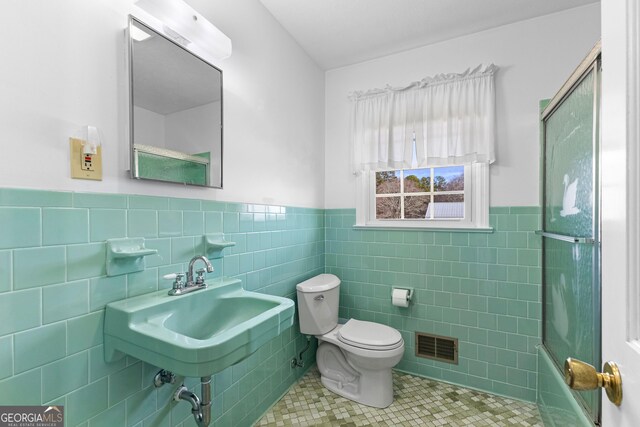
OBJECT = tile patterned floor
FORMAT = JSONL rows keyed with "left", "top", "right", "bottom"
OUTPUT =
{"left": 256, "top": 368, "right": 542, "bottom": 426}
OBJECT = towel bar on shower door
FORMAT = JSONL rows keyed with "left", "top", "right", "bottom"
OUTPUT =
{"left": 535, "top": 230, "right": 595, "bottom": 245}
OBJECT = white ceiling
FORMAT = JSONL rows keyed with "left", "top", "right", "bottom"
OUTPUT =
{"left": 259, "top": 0, "right": 600, "bottom": 70}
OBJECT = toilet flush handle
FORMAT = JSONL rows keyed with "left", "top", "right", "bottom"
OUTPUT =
{"left": 314, "top": 295, "right": 324, "bottom": 301}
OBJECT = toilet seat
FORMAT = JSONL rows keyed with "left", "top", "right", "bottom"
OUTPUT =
{"left": 337, "top": 319, "right": 403, "bottom": 351}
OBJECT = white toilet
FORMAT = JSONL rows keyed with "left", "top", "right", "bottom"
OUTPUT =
{"left": 296, "top": 273, "right": 404, "bottom": 408}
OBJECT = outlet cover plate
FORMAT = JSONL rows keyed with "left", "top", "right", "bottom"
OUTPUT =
{"left": 70, "top": 138, "right": 102, "bottom": 180}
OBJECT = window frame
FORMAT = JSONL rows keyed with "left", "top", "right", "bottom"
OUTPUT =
{"left": 355, "top": 162, "right": 491, "bottom": 230}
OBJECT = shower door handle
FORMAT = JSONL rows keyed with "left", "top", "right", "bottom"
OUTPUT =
{"left": 564, "top": 358, "right": 622, "bottom": 406}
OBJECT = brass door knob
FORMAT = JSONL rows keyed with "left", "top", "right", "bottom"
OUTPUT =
{"left": 564, "top": 358, "right": 623, "bottom": 406}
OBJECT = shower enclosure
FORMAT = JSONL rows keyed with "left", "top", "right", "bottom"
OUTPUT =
{"left": 538, "top": 43, "right": 601, "bottom": 425}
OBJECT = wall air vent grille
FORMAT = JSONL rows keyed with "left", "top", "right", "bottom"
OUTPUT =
{"left": 415, "top": 332, "right": 458, "bottom": 364}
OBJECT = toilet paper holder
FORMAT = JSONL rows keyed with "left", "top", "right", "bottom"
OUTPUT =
{"left": 391, "top": 287, "right": 413, "bottom": 305}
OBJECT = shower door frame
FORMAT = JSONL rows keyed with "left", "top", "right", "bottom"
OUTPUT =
{"left": 539, "top": 42, "right": 602, "bottom": 424}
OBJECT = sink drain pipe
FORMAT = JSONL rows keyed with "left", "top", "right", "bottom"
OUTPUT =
{"left": 174, "top": 376, "right": 212, "bottom": 427}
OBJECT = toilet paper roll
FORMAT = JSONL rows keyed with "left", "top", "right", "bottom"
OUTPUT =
{"left": 392, "top": 288, "right": 410, "bottom": 308}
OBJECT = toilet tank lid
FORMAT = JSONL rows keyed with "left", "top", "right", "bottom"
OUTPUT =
{"left": 296, "top": 274, "right": 340, "bottom": 292}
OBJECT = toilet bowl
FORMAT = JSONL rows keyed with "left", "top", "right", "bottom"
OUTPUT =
{"left": 296, "top": 274, "right": 405, "bottom": 408}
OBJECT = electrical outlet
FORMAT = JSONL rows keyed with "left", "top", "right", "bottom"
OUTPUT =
{"left": 70, "top": 138, "right": 102, "bottom": 180}
{"left": 82, "top": 153, "right": 95, "bottom": 171}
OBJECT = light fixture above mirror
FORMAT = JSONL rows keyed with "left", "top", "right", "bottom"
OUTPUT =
{"left": 133, "top": 0, "right": 232, "bottom": 62}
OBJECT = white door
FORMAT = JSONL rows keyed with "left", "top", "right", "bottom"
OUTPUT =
{"left": 601, "top": 0, "right": 640, "bottom": 425}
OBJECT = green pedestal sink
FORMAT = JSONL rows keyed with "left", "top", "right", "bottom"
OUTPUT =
{"left": 104, "top": 278, "right": 295, "bottom": 377}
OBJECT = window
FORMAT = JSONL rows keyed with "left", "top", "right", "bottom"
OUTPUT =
{"left": 355, "top": 163, "right": 489, "bottom": 230}
{"left": 350, "top": 65, "right": 496, "bottom": 230}
{"left": 375, "top": 166, "right": 465, "bottom": 220}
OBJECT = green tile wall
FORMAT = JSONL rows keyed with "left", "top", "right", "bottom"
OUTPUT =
{"left": 0, "top": 187, "right": 542, "bottom": 426}
{"left": 325, "top": 207, "right": 542, "bottom": 402}
{"left": 0, "top": 188, "right": 323, "bottom": 427}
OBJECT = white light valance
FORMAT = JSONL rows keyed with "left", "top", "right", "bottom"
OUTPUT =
{"left": 350, "top": 64, "right": 497, "bottom": 172}
{"left": 134, "top": 0, "right": 232, "bottom": 61}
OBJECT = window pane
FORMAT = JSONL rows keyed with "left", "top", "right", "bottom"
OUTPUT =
{"left": 431, "top": 194, "right": 465, "bottom": 219}
{"left": 376, "top": 197, "right": 401, "bottom": 219}
{"left": 404, "top": 168, "right": 431, "bottom": 193}
{"left": 433, "top": 166, "right": 464, "bottom": 191}
{"left": 404, "top": 195, "right": 430, "bottom": 219}
{"left": 376, "top": 171, "right": 400, "bottom": 194}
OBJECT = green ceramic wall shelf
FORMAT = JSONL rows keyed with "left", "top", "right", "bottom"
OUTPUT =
{"left": 203, "top": 233, "right": 236, "bottom": 258}
{"left": 106, "top": 238, "right": 158, "bottom": 276}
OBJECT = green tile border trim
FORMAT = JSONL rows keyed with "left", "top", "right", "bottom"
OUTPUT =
{"left": 0, "top": 187, "right": 332, "bottom": 214}
{"left": 353, "top": 225, "right": 495, "bottom": 233}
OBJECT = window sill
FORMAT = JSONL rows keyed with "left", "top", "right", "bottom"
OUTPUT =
{"left": 353, "top": 224, "right": 494, "bottom": 233}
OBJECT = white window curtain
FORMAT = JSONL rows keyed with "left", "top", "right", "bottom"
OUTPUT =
{"left": 350, "top": 64, "right": 497, "bottom": 172}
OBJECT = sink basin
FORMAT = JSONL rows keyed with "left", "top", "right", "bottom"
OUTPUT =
{"left": 104, "top": 278, "right": 295, "bottom": 377}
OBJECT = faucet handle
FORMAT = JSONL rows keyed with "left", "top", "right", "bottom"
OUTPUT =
{"left": 195, "top": 268, "right": 207, "bottom": 285}
{"left": 163, "top": 273, "right": 186, "bottom": 290}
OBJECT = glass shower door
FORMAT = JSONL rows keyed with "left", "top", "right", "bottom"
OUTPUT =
{"left": 540, "top": 57, "right": 601, "bottom": 422}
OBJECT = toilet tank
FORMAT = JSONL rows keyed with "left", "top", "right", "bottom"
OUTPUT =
{"left": 296, "top": 274, "right": 341, "bottom": 335}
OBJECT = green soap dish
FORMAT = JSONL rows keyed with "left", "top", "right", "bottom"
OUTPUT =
{"left": 106, "top": 238, "right": 158, "bottom": 276}
{"left": 203, "top": 233, "right": 236, "bottom": 258}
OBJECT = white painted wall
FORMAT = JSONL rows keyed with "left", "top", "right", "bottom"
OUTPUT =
{"left": 0, "top": 0, "right": 325, "bottom": 208}
{"left": 324, "top": 4, "right": 601, "bottom": 208}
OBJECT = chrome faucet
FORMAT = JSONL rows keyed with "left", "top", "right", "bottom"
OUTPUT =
{"left": 187, "top": 255, "right": 214, "bottom": 285}
{"left": 166, "top": 255, "right": 214, "bottom": 296}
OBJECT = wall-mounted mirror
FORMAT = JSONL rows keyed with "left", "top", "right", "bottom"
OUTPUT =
{"left": 128, "top": 16, "right": 223, "bottom": 188}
